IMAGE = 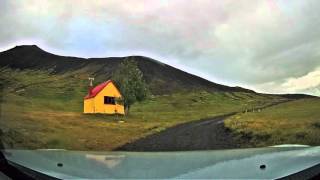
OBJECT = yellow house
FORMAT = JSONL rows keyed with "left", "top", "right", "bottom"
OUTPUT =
{"left": 83, "top": 80, "right": 125, "bottom": 114}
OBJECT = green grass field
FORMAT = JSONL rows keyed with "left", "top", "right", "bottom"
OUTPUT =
{"left": 225, "top": 98, "right": 320, "bottom": 147}
{"left": 0, "top": 67, "right": 286, "bottom": 150}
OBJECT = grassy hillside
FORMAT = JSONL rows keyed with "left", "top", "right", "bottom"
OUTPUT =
{"left": 1, "top": 46, "right": 317, "bottom": 150}
{"left": 0, "top": 67, "right": 283, "bottom": 150}
{"left": 224, "top": 98, "right": 320, "bottom": 147}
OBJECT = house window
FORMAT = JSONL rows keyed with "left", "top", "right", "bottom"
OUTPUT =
{"left": 104, "top": 96, "right": 115, "bottom": 105}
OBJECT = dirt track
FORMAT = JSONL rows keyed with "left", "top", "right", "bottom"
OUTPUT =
{"left": 116, "top": 100, "right": 294, "bottom": 152}
{"left": 115, "top": 113, "right": 247, "bottom": 151}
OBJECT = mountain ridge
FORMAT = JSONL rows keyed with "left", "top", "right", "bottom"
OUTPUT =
{"left": 0, "top": 45, "right": 314, "bottom": 98}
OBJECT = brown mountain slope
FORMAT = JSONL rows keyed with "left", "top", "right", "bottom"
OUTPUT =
{"left": 0, "top": 45, "right": 255, "bottom": 95}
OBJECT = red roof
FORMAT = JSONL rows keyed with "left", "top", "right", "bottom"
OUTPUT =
{"left": 84, "top": 80, "right": 113, "bottom": 99}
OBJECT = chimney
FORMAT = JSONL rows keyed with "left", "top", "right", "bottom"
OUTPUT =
{"left": 88, "top": 86, "right": 94, "bottom": 94}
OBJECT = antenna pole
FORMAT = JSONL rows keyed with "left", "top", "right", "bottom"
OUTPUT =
{"left": 88, "top": 77, "right": 95, "bottom": 86}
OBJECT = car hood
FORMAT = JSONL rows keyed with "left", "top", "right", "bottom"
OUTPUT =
{"left": 2, "top": 145, "right": 320, "bottom": 179}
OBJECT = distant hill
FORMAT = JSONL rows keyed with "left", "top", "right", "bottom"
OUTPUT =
{"left": 0, "top": 45, "right": 257, "bottom": 95}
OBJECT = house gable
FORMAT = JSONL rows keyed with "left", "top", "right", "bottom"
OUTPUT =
{"left": 95, "top": 82, "right": 122, "bottom": 100}
{"left": 84, "top": 80, "right": 122, "bottom": 100}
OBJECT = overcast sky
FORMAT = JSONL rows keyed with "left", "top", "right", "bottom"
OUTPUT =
{"left": 0, "top": 0, "right": 319, "bottom": 96}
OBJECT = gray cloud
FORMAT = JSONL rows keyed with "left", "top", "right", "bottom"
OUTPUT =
{"left": 0, "top": 0, "right": 320, "bottom": 95}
